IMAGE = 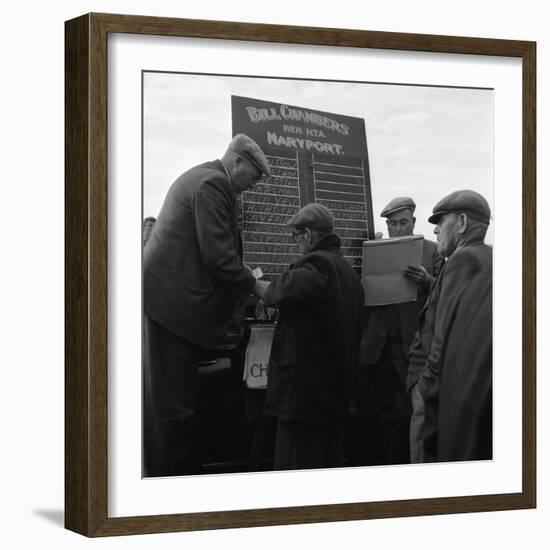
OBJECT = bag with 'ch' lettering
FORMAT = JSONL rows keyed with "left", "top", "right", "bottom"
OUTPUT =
{"left": 243, "top": 325, "right": 274, "bottom": 389}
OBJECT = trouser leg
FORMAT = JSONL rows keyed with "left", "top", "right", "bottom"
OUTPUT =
{"left": 387, "top": 388, "right": 412, "bottom": 464}
{"left": 386, "top": 336, "right": 411, "bottom": 464}
{"left": 365, "top": 349, "right": 400, "bottom": 464}
{"left": 410, "top": 383, "right": 426, "bottom": 463}
{"left": 273, "top": 419, "right": 344, "bottom": 471}
{"left": 143, "top": 316, "right": 206, "bottom": 477}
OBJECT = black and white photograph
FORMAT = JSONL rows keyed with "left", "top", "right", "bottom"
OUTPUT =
{"left": 141, "top": 71, "right": 494, "bottom": 478}
{"left": 3, "top": 0, "right": 545, "bottom": 545}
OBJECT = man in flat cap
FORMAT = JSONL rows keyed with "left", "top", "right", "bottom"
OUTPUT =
{"left": 142, "top": 134, "right": 270, "bottom": 476}
{"left": 358, "top": 196, "right": 443, "bottom": 465}
{"left": 409, "top": 190, "right": 492, "bottom": 462}
{"left": 255, "top": 203, "right": 364, "bottom": 470}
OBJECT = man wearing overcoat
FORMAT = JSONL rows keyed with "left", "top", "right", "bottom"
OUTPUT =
{"left": 256, "top": 203, "right": 365, "bottom": 470}
{"left": 143, "top": 134, "right": 270, "bottom": 476}
{"left": 409, "top": 189, "right": 493, "bottom": 462}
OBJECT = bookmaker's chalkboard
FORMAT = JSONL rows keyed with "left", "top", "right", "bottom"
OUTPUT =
{"left": 233, "top": 95, "right": 374, "bottom": 280}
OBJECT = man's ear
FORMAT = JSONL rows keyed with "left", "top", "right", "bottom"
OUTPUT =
{"left": 457, "top": 213, "right": 469, "bottom": 234}
{"left": 412, "top": 216, "right": 416, "bottom": 227}
{"left": 233, "top": 155, "right": 243, "bottom": 170}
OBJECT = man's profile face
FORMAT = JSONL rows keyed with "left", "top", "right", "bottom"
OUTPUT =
{"left": 434, "top": 212, "right": 460, "bottom": 257}
{"left": 386, "top": 209, "right": 415, "bottom": 238}
{"left": 231, "top": 156, "right": 265, "bottom": 194}
{"left": 291, "top": 227, "right": 312, "bottom": 255}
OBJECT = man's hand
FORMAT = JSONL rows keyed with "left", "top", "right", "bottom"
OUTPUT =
{"left": 245, "top": 264, "right": 264, "bottom": 279}
{"left": 254, "top": 279, "right": 270, "bottom": 298}
{"left": 403, "top": 265, "right": 432, "bottom": 289}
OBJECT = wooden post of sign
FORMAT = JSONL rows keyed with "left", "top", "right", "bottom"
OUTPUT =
{"left": 297, "top": 151, "right": 315, "bottom": 206}
{"left": 362, "top": 158, "right": 375, "bottom": 241}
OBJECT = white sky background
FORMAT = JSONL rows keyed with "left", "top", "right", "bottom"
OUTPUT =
{"left": 143, "top": 72, "right": 494, "bottom": 243}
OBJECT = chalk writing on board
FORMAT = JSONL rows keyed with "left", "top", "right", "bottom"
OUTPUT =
{"left": 243, "top": 231, "right": 294, "bottom": 243}
{"left": 233, "top": 98, "right": 373, "bottom": 282}
{"left": 245, "top": 214, "right": 293, "bottom": 225}
{"left": 243, "top": 203, "right": 298, "bottom": 216}
{"left": 243, "top": 223, "right": 293, "bottom": 234}
{"left": 267, "top": 157, "right": 297, "bottom": 168}
{"left": 244, "top": 195, "right": 299, "bottom": 207}
{"left": 246, "top": 243, "right": 297, "bottom": 254}
{"left": 252, "top": 184, "right": 299, "bottom": 196}
{"left": 317, "top": 199, "right": 366, "bottom": 212}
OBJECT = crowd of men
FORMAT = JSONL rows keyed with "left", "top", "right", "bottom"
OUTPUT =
{"left": 142, "top": 133, "right": 493, "bottom": 476}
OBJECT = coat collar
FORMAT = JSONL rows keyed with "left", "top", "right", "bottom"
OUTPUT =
{"left": 212, "top": 159, "right": 237, "bottom": 204}
{"left": 309, "top": 233, "right": 342, "bottom": 253}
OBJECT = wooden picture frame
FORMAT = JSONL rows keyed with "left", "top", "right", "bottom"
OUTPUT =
{"left": 65, "top": 12, "right": 536, "bottom": 537}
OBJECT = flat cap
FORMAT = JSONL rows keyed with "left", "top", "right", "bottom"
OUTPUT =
{"left": 428, "top": 189, "right": 491, "bottom": 224}
{"left": 287, "top": 203, "right": 334, "bottom": 230}
{"left": 228, "top": 133, "right": 271, "bottom": 177}
{"left": 381, "top": 196, "right": 416, "bottom": 218}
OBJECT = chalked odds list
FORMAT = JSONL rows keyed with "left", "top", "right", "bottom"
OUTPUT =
{"left": 232, "top": 95, "right": 374, "bottom": 281}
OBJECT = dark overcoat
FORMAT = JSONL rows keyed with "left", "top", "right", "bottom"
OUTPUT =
{"left": 143, "top": 160, "right": 255, "bottom": 350}
{"left": 414, "top": 241, "right": 493, "bottom": 461}
{"left": 263, "top": 234, "right": 365, "bottom": 423}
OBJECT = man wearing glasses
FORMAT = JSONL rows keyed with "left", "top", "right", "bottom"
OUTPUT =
{"left": 143, "top": 134, "right": 270, "bottom": 477}
{"left": 255, "top": 203, "right": 365, "bottom": 470}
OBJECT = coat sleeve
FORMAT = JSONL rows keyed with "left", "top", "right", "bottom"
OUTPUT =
{"left": 193, "top": 179, "right": 255, "bottom": 296}
{"left": 423, "top": 253, "right": 474, "bottom": 378}
{"left": 263, "top": 261, "right": 328, "bottom": 308}
{"left": 416, "top": 251, "right": 477, "bottom": 457}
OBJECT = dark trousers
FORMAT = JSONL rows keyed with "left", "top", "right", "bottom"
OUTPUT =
{"left": 143, "top": 316, "right": 208, "bottom": 477}
{"left": 273, "top": 418, "right": 345, "bottom": 471}
{"left": 357, "top": 339, "right": 411, "bottom": 465}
